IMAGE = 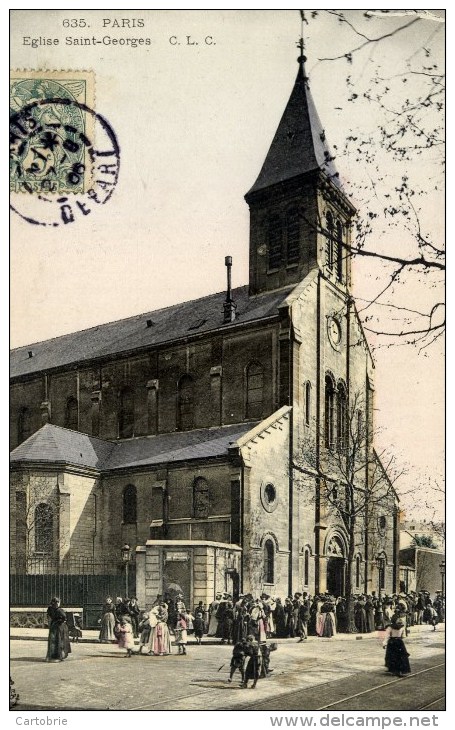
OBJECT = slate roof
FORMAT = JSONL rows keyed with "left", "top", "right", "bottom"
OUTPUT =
{"left": 9, "top": 423, "right": 116, "bottom": 470}
{"left": 246, "top": 58, "right": 341, "bottom": 196}
{"left": 11, "top": 284, "right": 291, "bottom": 379}
{"left": 10, "top": 421, "right": 259, "bottom": 472}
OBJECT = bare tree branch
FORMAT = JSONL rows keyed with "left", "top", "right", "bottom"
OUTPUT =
{"left": 318, "top": 17, "right": 421, "bottom": 63}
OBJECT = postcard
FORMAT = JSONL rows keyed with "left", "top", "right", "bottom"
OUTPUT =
{"left": 9, "top": 9, "right": 445, "bottom": 719}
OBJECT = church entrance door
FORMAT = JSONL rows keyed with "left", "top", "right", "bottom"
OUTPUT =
{"left": 326, "top": 557, "right": 345, "bottom": 597}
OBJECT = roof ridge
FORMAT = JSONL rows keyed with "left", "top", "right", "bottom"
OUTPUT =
{"left": 11, "top": 284, "right": 251, "bottom": 352}
{"left": 231, "top": 406, "right": 291, "bottom": 449}
{"left": 26, "top": 422, "right": 118, "bottom": 449}
{"left": 112, "top": 420, "right": 259, "bottom": 445}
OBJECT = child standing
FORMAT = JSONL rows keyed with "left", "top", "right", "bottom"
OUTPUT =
{"left": 228, "top": 639, "right": 247, "bottom": 684}
{"left": 116, "top": 616, "right": 134, "bottom": 657}
{"left": 137, "top": 612, "right": 151, "bottom": 653}
{"left": 175, "top": 613, "right": 188, "bottom": 655}
{"left": 193, "top": 610, "right": 205, "bottom": 645}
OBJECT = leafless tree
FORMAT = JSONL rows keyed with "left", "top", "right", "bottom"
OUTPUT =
{"left": 295, "top": 391, "right": 404, "bottom": 629}
{"left": 306, "top": 10, "right": 445, "bottom": 349}
{"left": 402, "top": 476, "right": 445, "bottom": 548}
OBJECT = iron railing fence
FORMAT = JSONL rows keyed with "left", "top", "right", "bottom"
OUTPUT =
{"left": 10, "top": 558, "right": 136, "bottom": 628}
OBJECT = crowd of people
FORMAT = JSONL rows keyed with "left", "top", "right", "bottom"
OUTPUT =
{"left": 44, "top": 588, "right": 444, "bottom": 680}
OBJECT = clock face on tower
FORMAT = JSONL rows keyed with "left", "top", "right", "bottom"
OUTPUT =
{"left": 328, "top": 316, "right": 342, "bottom": 347}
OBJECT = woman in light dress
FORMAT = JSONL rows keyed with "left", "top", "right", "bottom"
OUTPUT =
{"left": 99, "top": 596, "right": 116, "bottom": 643}
{"left": 207, "top": 593, "right": 222, "bottom": 636}
{"left": 147, "top": 603, "right": 172, "bottom": 655}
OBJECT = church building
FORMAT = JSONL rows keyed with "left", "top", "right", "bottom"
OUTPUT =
{"left": 10, "top": 51, "right": 400, "bottom": 610}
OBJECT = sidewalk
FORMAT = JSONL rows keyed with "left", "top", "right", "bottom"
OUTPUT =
{"left": 10, "top": 623, "right": 439, "bottom": 644}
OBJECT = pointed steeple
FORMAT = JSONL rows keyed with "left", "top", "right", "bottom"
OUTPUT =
{"left": 245, "top": 40, "right": 355, "bottom": 297}
{"left": 246, "top": 54, "right": 340, "bottom": 198}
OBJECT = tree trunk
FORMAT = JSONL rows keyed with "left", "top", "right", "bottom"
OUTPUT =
{"left": 344, "top": 516, "right": 357, "bottom": 633}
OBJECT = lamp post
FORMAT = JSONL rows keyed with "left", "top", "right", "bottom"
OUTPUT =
{"left": 121, "top": 543, "right": 131, "bottom": 598}
{"left": 439, "top": 561, "right": 445, "bottom": 598}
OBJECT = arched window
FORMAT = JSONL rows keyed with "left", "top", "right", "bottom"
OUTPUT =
{"left": 123, "top": 484, "right": 137, "bottom": 524}
{"left": 355, "top": 555, "right": 361, "bottom": 589}
{"left": 118, "top": 387, "right": 134, "bottom": 438}
{"left": 18, "top": 407, "right": 31, "bottom": 444}
{"left": 337, "top": 382, "right": 347, "bottom": 452}
{"left": 377, "top": 553, "right": 387, "bottom": 591}
{"left": 177, "top": 374, "right": 195, "bottom": 431}
{"left": 193, "top": 477, "right": 210, "bottom": 519}
{"left": 304, "top": 548, "right": 310, "bottom": 586}
{"left": 268, "top": 214, "right": 283, "bottom": 270}
{"left": 336, "top": 220, "right": 344, "bottom": 282}
{"left": 264, "top": 539, "right": 275, "bottom": 584}
{"left": 34, "top": 503, "right": 53, "bottom": 553}
{"left": 325, "top": 211, "right": 334, "bottom": 271}
{"left": 324, "top": 375, "right": 335, "bottom": 449}
{"left": 286, "top": 208, "right": 300, "bottom": 265}
{"left": 65, "top": 396, "right": 78, "bottom": 430}
{"left": 246, "top": 362, "right": 264, "bottom": 419}
{"left": 304, "top": 381, "right": 311, "bottom": 427}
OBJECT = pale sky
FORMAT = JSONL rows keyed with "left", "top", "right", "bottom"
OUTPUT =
{"left": 9, "top": 9, "right": 445, "bottom": 519}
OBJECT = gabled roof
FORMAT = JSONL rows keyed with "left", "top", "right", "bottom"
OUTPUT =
{"left": 246, "top": 58, "right": 341, "bottom": 197}
{"left": 10, "top": 421, "right": 259, "bottom": 472}
{"left": 10, "top": 285, "right": 292, "bottom": 379}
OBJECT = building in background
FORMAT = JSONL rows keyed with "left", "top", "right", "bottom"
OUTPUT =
{"left": 10, "top": 51, "right": 400, "bottom": 613}
{"left": 399, "top": 546, "right": 445, "bottom": 597}
{"left": 400, "top": 519, "right": 445, "bottom": 551}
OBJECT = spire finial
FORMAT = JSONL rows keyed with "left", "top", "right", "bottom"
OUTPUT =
{"left": 297, "top": 10, "right": 308, "bottom": 64}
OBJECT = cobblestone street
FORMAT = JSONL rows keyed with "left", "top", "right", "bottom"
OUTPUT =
{"left": 10, "top": 624, "right": 445, "bottom": 712}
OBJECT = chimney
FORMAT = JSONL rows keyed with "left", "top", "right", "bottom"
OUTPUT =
{"left": 223, "top": 255, "right": 237, "bottom": 324}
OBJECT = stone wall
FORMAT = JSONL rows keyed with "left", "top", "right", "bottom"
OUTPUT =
{"left": 136, "top": 541, "right": 242, "bottom": 610}
{"left": 10, "top": 467, "right": 99, "bottom": 570}
{"left": 10, "top": 323, "right": 280, "bottom": 450}
{"left": 240, "top": 409, "right": 291, "bottom": 597}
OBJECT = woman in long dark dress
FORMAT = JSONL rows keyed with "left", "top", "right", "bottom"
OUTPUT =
{"left": 365, "top": 596, "right": 375, "bottom": 633}
{"left": 273, "top": 598, "right": 287, "bottom": 638}
{"left": 336, "top": 598, "right": 349, "bottom": 633}
{"left": 46, "top": 597, "right": 71, "bottom": 662}
{"left": 355, "top": 598, "right": 368, "bottom": 633}
{"left": 221, "top": 602, "right": 235, "bottom": 644}
{"left": 375, "top": 599, "right": 385, "bottom": 630}
{"left": 308, "top": 597, "right": 318, "bottom": 636}
{"left": 233, "top": 602, "right": 249, "bottom": 642}
{"left": 383, "top": 619, "right": 411, "bottom": 677}
{"left": 284, "top": 597, "right": 294, "bottom": 637}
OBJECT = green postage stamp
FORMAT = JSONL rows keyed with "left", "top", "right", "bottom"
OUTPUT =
{"left": 10, "top": 70, "right": 95, "bottom": 195}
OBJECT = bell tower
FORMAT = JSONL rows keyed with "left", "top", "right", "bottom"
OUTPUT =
{"left": 245, "top": 40, "right": 356, "bottom": 296}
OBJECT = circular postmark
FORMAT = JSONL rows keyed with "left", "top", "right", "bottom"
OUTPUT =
{"left": 10, "top": 97, "right": 120, "bottom": 227}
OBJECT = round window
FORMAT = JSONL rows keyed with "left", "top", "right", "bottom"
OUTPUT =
{"left": 261, "top": 482, "right": 278, "bottom": 513}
